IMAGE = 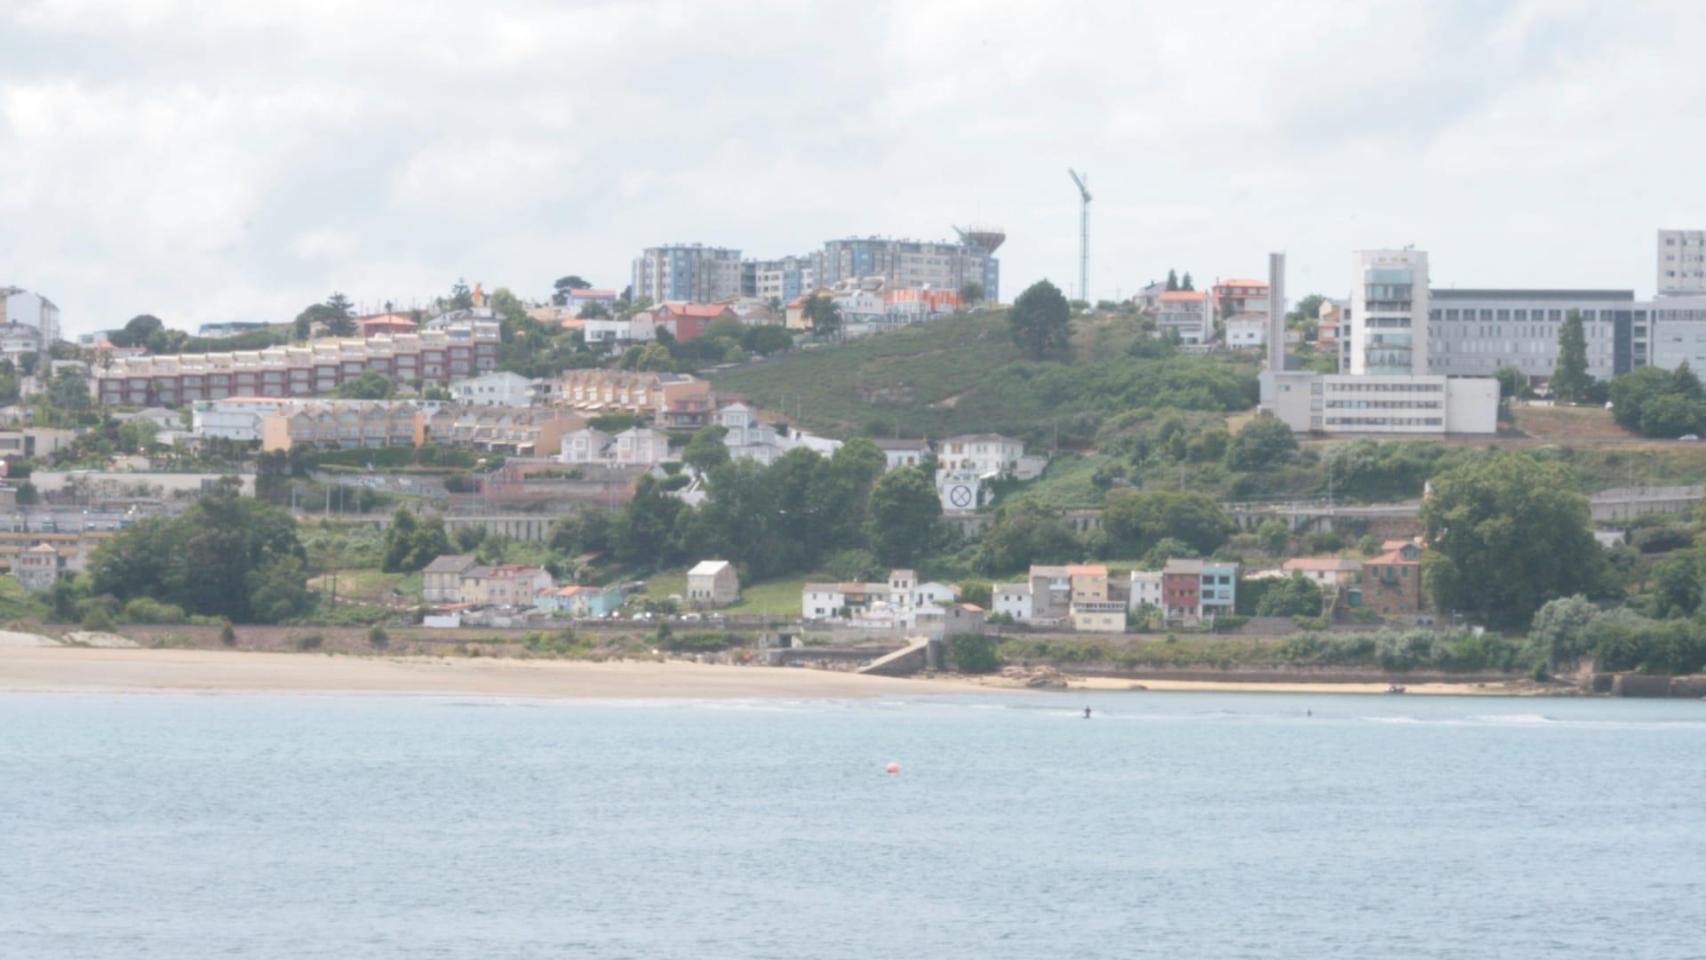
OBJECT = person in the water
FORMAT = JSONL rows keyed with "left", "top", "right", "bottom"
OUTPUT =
{"left": 1083, "top": 707, "right": 1092, "bottom": 719}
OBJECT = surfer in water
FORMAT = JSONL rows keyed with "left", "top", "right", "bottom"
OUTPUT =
{"left": 1083, "top": 707, "right": 1092, "bottom": 719}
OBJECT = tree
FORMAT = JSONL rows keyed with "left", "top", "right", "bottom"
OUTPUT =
{"left": 1224, "top": 416, "right": 1298, "bottom": 471}
{"left": 335, "top": 371, "right": 396, "bottom": 400}
{"left": 88, "top": 487, "right": 308, "bottom": 623}
{"left": 381, "top": 509, "right": 452, "bottom": 572}
{"left": 803, "top": 294, "right": 841, "bottom": 339}
{"left": 116, "top": 418, "right": 158, "bottom": 454}
{"left": 1254, "top": 573, "right": 1324, "bottom": 617}
{"left": 1552, "top": 310, "right": 1591, "bottom": 402}
{"left": 1525, "top": 594, "right": 1600, "bottom": 671}
{"left": 579, "top": 301, "right": 611, "bottom": 319}
{"left": 1257, "top": 519, "right": 1290, "bottom": 556}
{"left": 44, "top": 368, "right": 90, "bottom": 411}
{"left": 681, "top": 425, "right": 730, "bottom": 473}
{"left": 1495, "top": 366, "right": 1531, "bottom": 400}
{"left": 1165, "top": 269, "right": 1179, "bottom": 292}
{"left": 612, "top": 474, "right": 685, "bottom": 568}
{"left": 959, "top": 281, "right": 985, "bottom": 306}
{"left": 553, "top": 276, "right": 592, "bottom": 306}
{"left": 1181, "top": 272, "right": 1195, "bottom": 291}
{"left": 976, "top": 502, "right": 1081, "bottom": 574}
{"left": 1420, "top": 451, "right": 1608, "bottom": 626}
{"left": 867, "top": 466, "right": 941, "bottom": 566}
{"left": 1102, "top": 489, "right": 1233, "bottom": 557}
{"left": 109, "top": 314, "right": 166, "bottom": 349}
{"left": 1008, "top": 279, "right": 1072, "bottom": 360}
{"left": 449, "top": 279, "right": 475, "bottom": 311}
{"left": 1649, "top": 552, "right": 1702, "bottom": 619}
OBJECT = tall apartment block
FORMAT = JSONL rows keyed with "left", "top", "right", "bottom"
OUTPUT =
{"left": 817, "top": 236, "right": 1000, "bottom": 302}
{"left": 630, "top": 245, "right": 744, "bottom": 305}
{"left": 1348, "top": 249, "right": 1430, "bottom": 376}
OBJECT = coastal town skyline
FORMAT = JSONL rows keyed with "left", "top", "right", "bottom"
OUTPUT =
{"left": 6, "top": 1, "right": 1706, "bottom": 331}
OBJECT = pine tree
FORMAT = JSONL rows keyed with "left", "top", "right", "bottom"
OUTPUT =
{"left": 1165, "top": 269, "right": 1179, "bottom": 292}
{"left": 1552, "top": 310, "right": 1591, "bottom": 402}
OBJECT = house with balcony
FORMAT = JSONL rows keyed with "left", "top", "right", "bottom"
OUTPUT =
{"left": 1360, "top": 540, "right": 1425, "bottom": 616}
{"left": 1161, "top": 558, "right": 1240, "bottom": 625}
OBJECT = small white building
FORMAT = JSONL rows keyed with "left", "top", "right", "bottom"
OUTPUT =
{"left": 13, "top": 542, "right": 61, "bottom": 592}
{"left": 686, "top": 560, "right": 740, "bottom": 607}
{"left": 875, "top": 438, "right": 931, "bottom": 471}
{"left": 802, "top": 584, "right": 847, "bottom": 620}
{"left": 560, "top": 426, "right": 671, "bottom": 466}
{"left": 1225, "top": 315, "right": 1267, "bottom": 348}
{"left": 1128, "top": 570, "right": 1163, "bottom": 611}
{"left": 450, "top": 372, "right": 537, "bottom": 407}
{"left": 191, "top": 397, "right": 292, "bottom": 442}
{"left": 993, "top": 582, "right": 1033, "bottom": 621}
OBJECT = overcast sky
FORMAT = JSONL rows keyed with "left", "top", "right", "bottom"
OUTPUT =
{"left": 3, "top": 0, "right": 1702, "bottom": 335}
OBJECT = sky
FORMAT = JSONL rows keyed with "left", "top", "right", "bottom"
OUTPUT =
{"left": 3, "top": 0, "right": 1704, "bottom": 336}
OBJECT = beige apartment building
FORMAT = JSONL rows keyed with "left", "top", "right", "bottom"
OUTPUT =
{"left": 260, "top": 401, "right": 426, "bottom": 452}
{"left": 94, "top": 322, "right": 499, "bottom": 406}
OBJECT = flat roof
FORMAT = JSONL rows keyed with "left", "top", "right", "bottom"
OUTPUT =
{"left": 1430, "top": 289, "right": 1634, "bottom": 302}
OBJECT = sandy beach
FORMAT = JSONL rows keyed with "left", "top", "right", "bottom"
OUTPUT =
{"left": 0, "top": 646, "right": 980, "bottom": 699}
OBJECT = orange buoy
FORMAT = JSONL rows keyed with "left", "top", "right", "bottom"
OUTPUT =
{"left": 885, "top": 761, "right": 901, "bottom": 775}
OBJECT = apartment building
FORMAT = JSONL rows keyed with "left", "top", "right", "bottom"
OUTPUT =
{"left": 817, "top": 236, "right": 1000, "bottom": 302}
{"left": 743, "top": 256, "right": 818, "bottom": 303}
{"left": 0, "top": 287, "right": 61, "bottom": 345}
{"left": 460, "top": 564, "right": 554, "bottom": 607}
{"left": 631, "top": 245, "right": 744, "bottom": 304}
{"left": 93, "top": 322, "right": 499, "bottom": 406}
{"left": 12, "top": 542, "right": 62, "bottom": 591}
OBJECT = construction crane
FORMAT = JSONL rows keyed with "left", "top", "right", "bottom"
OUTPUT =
{"left": 1068, "top": 169, "right": 1091, "bottom": 303}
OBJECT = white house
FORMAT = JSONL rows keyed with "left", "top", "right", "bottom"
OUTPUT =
{"left": 191, "top": 397, "right": 293, "bottom": 442}
{"left": 450, "top": 371, "right": 537, "bottom": 407}
{"left": 993, "top": 582, "right": 1033, "bottom": 621}
{"left": 875, "top": 437, "right": 930, "bottom": 471}
{"left": 584, "top": 312, "right": 656, "bottom": 347}
{"left": 686, "top": 559, "right": 740, "bottom": 607}
{"left": 718, "top": 403, "right": 842, "bottom": 465}
{"left": 1225, "top": 315, "right": 1267, "bottom": 348}
{"left": 937, "top": 434, "right": 1044, "bottom": 480}
{"left": 1128, "top": 570, "right": 1163, "bottom": 611}
{"left": 560, "top": 426, "right": 671, "bottom": 466}
{"left": 802, "top": 584, "right": 847, "bottom": 620}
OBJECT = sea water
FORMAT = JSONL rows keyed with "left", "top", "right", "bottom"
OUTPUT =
{"left": 2, "top": 691, "right": 1704, "bottom": 959}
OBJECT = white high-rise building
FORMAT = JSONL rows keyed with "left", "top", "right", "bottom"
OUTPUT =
{"left": 1658, "top": 229, "right": 1706, "bottom": 297}
{"left": 1347, "top": 249, "right": 1429, "bottom": 376}
{"left": 0, "top": 287, "right": 62, "bottom": 345}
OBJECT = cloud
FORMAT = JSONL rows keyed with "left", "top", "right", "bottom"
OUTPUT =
{"left": 2, "top": 0, "right": 1705, "bottom": 333}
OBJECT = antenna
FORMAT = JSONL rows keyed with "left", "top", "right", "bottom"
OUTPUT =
{"left": 1068, "top": 169, "right": 1091, "bottom": 302}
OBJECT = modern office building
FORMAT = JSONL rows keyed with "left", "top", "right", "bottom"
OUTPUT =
{"left": 1347, "top": 249, "right": 1430, "bottom": 376}
{"left": 1640, "top": 296, "right": 1706, "bottom": 372}
{"left": 630, "top": 245, "right": 744, "bottom": 305}
{"left": 1658, "top": 229, "right": 1706, "bottom": 297}
{"left": 1427, "top": 289, "right": 1642, "bottom": 381}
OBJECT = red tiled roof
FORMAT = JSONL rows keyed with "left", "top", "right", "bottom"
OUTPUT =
{"left": 1159, "top": 291, "right": 1207, "bottom": 301}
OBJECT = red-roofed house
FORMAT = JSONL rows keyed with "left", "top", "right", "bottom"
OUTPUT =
{"left": 1281, "top": 556, "right": 1362, "bottom": 587}
{"left": 1362, "top": 541, "right": 1425, "bottom": 616}
{"left": 357, "top": 313, "right": 419, "bottom": 338}
{"left": 655, "top": 303, "right": 737, "bottom": 342}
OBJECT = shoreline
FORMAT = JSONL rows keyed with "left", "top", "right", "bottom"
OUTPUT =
{"left": 0, "top": 646, "right": 1557, "bottom": 700}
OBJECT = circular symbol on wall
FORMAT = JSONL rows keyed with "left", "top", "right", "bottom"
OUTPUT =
{"left": 949, "top": 484, "right": 975, "bottom": 508}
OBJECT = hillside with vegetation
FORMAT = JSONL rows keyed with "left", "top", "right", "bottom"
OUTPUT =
{"left": 709, "top": 310, "right": 1258, "bottom": 446}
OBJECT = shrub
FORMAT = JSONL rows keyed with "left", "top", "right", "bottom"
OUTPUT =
{"left": 663, "top": 632, "right": 739, "bottom": 654}
{"left": 1210, "top": 614, "right": 1249, "bottom": 633}
{"left": 121, "top": 596, "right": 187, "bottom": 624}
{"left": 295, "top": 633, "right": 324, "bottom": 651}
{"left": 219, "top": 620, "right": 237, "bottom": 646}
{"left": 950, "top": 634, "right": 1002, "bottom": 674}
{"left": 367, "top": 626, "right": 390, "bottom": 650}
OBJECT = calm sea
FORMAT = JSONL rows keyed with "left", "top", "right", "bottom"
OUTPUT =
{"left": 3, "top": 691, "right": 1704, "bottom": 959}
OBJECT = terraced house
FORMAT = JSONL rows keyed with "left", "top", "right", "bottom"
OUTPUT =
{"left": 93, "top": 322, "right": 499, "bottom": 406}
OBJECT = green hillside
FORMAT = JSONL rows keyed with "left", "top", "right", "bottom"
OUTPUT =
{"left": 710, "top": 311, "right": 1259, "bottom": 446}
